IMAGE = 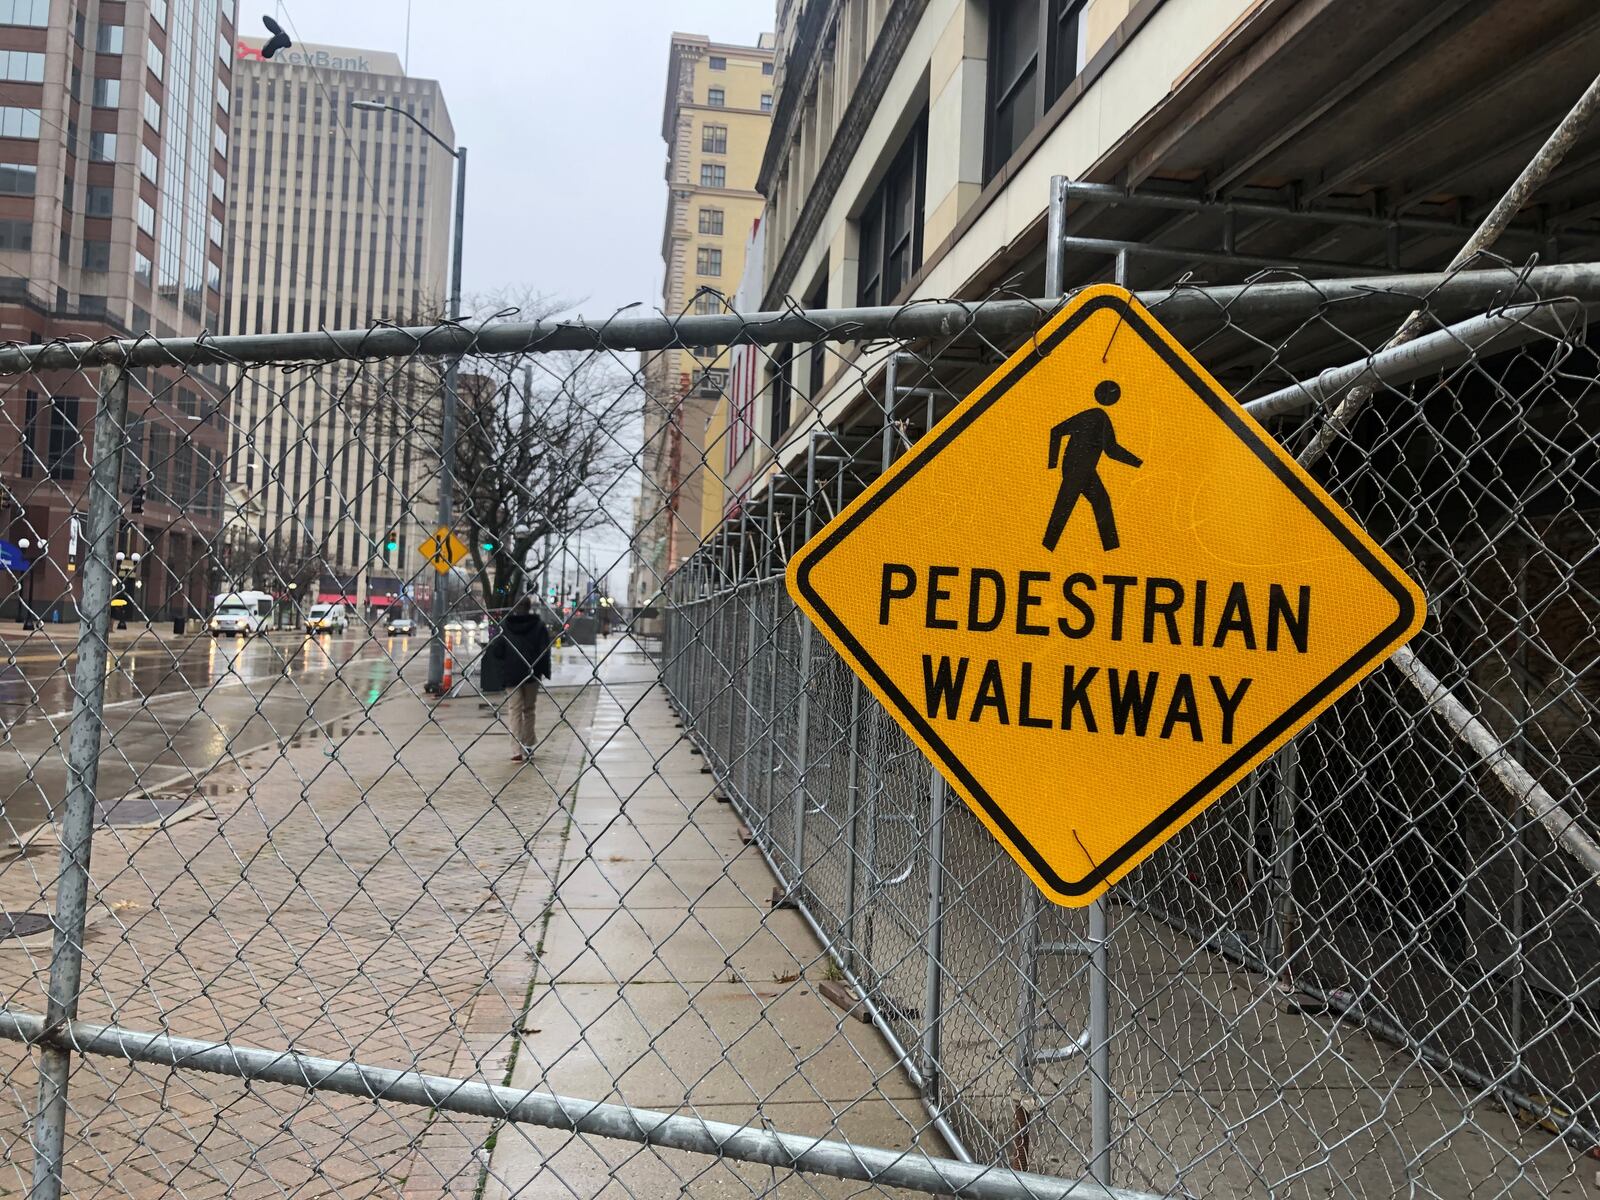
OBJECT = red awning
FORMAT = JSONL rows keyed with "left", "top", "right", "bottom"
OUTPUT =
{"left": 317, "top": 592, "right": 357, "bottom": 605}
{"left": 367, "top": 594, "right": 395, "bottom": 607}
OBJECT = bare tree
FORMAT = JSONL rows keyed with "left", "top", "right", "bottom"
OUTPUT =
{"left": 364, "top": 290, "right": 637, "bottom": 613}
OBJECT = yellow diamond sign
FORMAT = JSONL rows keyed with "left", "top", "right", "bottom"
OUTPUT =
{"left": 787, "top": 285, "right": 1425, "bottom": 907}
{"left": 419, "top": 527, "right": 468, "bottom": 575}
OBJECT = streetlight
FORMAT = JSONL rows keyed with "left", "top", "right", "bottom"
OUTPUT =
{"left": 17, "top": 537, "right": 44, "bottom": 630}
{"left": 353, "top": 97, "right": 466, "bottom": 696}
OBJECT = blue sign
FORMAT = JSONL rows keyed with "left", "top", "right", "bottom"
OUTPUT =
{"left": 0, "top": 540, "right": 31, "bottom": 572}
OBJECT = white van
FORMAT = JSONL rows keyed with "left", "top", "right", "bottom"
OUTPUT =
{"left": 305, "top": 602, "right": 350, "bottom": 633}
{"left": 210, "top": 591, "right": 274, "bottom": 637}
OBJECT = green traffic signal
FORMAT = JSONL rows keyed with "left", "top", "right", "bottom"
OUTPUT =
{"left": 384, "top": 540, "right": 398, "bottom": 552}
{"left": 481, "top": 541, "right": 494, "bottom": 552}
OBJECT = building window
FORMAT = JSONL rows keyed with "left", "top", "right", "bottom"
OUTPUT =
{"left": 146, "top": 39, "right": 163, "bottom": 79}
{"left": 214, "top": 127, "right": 227, "bottom": 158}
{"left": 86, "top": 184, "right": 115, "bottom": 215}
{"left": 137, "top": 197, "right": 155, "bottom": 233}
{"left": 696, "top": 246, "right": 722, "bottom": 276}
{"left": 95, "top": 23, "right": 124, "bottom": 53}
{"left": 212, "top": 168, "right": 225, "bottom": 201}
{"left": 807, "top": 270, "right": 829, "bottom": 400}
{"left": 699, "top": 163, "right": 726, "bottom": 188}
{"left": 0, "top": 0, "right": 50, "bottom": 27}
{"left": 707, "top": 87, "right": 725, "bottom": 107}
{"left": 91, "top": 131, "right": 117, "bottom": 161}
{"left": 47, "top": 399, "right": 80, "bottom": 481}
{"left": 763, "top": 61, "right": 774, "bottom": 75}
{"left": 134, "top": 250, "right": 152, "bottom": 285}
{"left": 0, "top": 49, "right": 44, "bottom": 81}
{"left": 697, "top": 367, "right": 728, "bottom": 396}
{"left": 0, "top": 217, "right": 31, "bottom": 250}
{"left": 857, "top": 113, "right": 927, "bottom": 306}
{"left": 0, "top": 107, "right": 41, "bottom": 138}
{"left": 760, "top": 93, "right": 772, "bottom": 113}
{"left": 985, "top": 0, "right": 1085, "bottom": 180}
{"left": 209, "top": 214, "right": 222, "bottom": 246}
{"left": 140, "top": 143, "right": 158, "bottom": 180}
{"left": 216, "top": 78, "right": 229, "bottom": 112}
{"left": 82, "top": 239, "right": 111, "bottom": 271}
{"left": 92, "top": 77, "right": 121, "bottom": 107}
{"left": 693, "top": 292, "right": 722, "bottom": 315}
{"left": 698, "top": 207, "right": 724, "bottom": 235}
{"left": 709, "top": 55, "right": 726, "bottom": 70}
{"left": 143, "top": 91, "right": 161, "bottom": 131}
{"left": 701, "top": 124, "right": 727, "bottom": 154}
{"left": 0, "top": 162, "right": 35, "bottom": 194}
{"left": 769, "top": 346, "right": 793, "bottom": 444}
{"left": 150, "top": 0, "right": 167, "bottom": 25}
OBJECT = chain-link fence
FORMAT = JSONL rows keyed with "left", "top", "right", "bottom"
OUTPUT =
{"left": 1, "top": 219, "right": 1598, "bottom": 1199}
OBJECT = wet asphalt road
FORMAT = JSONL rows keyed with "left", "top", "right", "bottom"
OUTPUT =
{"left": 0, "top": 628, "right": 478, "bottom": 838}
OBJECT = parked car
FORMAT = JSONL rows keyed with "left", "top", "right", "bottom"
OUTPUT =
{"left": 386, "top": 615, "right": 414, "bottom": 635}
{"left": 305, "top": 602, "right": 349, "bottom": 633}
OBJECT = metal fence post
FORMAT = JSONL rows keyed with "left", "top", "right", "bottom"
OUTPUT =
{"left": 789, "top": 437, "right": 821, "bottom": 891}
{"left": 30, "top": 364, "right": 131, "bottom": 1200}
{"left": 920, "top": 774, "right": 948, "bottom": 1097}
{"left": 1267, "top": 740, "right": 1302, "bottom": 979}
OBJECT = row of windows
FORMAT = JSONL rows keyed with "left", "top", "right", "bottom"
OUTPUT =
{"left": 706, "top": 89, "right": 774, "bottom": 111}
{"left": 0, "top": 49, "right": 43, "bottom": 81}
{"left": 706, "top": 55, "right": 774, "bottom": 75}
{"left": 0, "top": 106, "right": 40, "bottom": 139}
{"left": 0, "top": 0, "right": 48, "bottom": 27}
{"left": 0, "top": 162, "right": 34, "bottom": 194}
{"left": 18, "top": 395, "right": 79, "bottom": 482}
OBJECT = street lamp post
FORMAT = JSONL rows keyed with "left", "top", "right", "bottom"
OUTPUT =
{"left": 353, "top": 98, "right": 465, "bottom": 696}
{"left": 17, "top": 537, "right": 45, "bottom": 630}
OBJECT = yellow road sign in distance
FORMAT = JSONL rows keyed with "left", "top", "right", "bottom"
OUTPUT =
{"left": 419, "top": 527, "right": 468, "bottom": 576}
{"left": 787, "top": 284, "right": 1426, "bottom": 907}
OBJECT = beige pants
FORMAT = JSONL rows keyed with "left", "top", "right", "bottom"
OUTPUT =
{"left": 508, "top": 681, "right": 539, "bottom": 752}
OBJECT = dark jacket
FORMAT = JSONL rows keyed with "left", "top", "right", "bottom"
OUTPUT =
{"left": 480, "top": 613, "right": 553, "bottom": 693}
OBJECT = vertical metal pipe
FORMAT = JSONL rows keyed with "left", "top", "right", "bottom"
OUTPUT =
{"left": 790, "top": 437, "right": 821, "bottom": 887}
{"left": 427, "top": 145, "right": 467, "bottom": 694}
{"left": 30, "top": 365, "right": 131, "bottom": 1200}
{"left": 1508, "top": 535, "right": 1530, "bottom": 1086}
{"left": 1086, "top": 226, "right": 1123, "bottom": 1188}
{"left": 920, "top": 773, "right": 948, "bottom": 1096}
{"left": 841, "top": 673, "right": 864, "bottom": 966}
{"left": 1268, "top": 740, "right": 1302, "bottom": 978}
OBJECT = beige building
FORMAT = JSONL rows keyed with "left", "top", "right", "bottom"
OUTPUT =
{"left": 633, "top": 30, "right": 774, "bottom": 606}
{"left": 225, "top": 37, "right": 453, "bottom": 614}
{"left": 0, "top": 0, "right": 238, "bottom": 622}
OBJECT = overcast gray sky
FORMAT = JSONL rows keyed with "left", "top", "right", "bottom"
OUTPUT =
{"left": 271, "top": 0, "right": 770, "bottom": 319}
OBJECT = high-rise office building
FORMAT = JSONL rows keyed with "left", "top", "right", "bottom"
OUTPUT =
{"left": 225, "top": 37, "right": 452, "bottom": 615}
{"left": 0, "top": 0, "right": 238, "bottom": 621}
{"left": 633, "top": 31, "right": 773, "bottom": 605}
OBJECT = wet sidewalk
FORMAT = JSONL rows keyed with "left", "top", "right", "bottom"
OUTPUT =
{"left": 481, "top": 638, "right": 943, "bottom": 1198}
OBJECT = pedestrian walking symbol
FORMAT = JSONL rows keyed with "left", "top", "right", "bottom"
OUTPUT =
{"left": 1043, "top": 379, "right": 1141, "bottom": 552}
{"left": 786, "top": 284, "right": 1426, "bottom": 908}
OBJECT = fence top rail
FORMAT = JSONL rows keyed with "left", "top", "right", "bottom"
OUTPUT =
{"left": 2, "top": 263, "right": 1598, "bottom": 372}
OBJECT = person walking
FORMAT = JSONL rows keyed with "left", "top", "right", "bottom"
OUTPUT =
{"left": 1042, "top": 378, "right": 1143, "bottom": 553}
{"left": 480, "top": 597, "right": 554, "bottom": 761}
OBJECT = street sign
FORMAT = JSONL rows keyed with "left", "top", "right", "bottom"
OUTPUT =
{"left": 419, "top": 527, "right": 468, "bottom": 575}
{"left": 787, "top": 284, "right": 1426, "bottom": 907}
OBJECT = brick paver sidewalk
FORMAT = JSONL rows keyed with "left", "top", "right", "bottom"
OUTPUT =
{"left": 0, "top": 670, "right": 596, "bottom": 1198}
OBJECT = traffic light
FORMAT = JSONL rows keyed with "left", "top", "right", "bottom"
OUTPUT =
{"left": 130, "top": 486, "right": 145, "bottom": 515}
{"left": 384, "top": 534, "right": 398, "bottom": 552}
{"left": 480, "top": 539, "right": 495, "bottom": 552}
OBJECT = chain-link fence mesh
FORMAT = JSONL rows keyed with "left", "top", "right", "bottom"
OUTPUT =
{"left": 0, "top": 246, "right": 1596, "bottom": 1199}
